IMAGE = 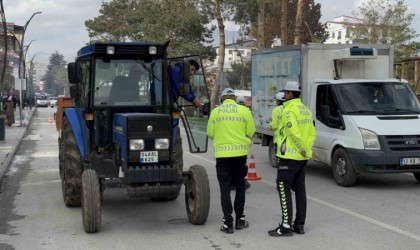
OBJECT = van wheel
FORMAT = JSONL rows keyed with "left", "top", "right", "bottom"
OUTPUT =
{"left": 413, "top": 173, "right": 420, "bottom": 182}
{"left": 332, "top": 148, "right": 357, "bottom": 187}
{"left": 269, "top": 140, "right": 280, "bottom": 168}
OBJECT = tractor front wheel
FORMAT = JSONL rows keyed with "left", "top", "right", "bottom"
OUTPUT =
{"left": 185, "top": 165, "right": 210, "bottom": 225}
{"left": 82, "top": 169, "right": 101, "bottom": 233}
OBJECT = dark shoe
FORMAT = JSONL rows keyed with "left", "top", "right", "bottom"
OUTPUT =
{"left": 292, "top": 224, "right": 305, "bottom": 234}
{"left": 268, "top": 224, "right": 293, "bottom": 237}
{"left": 245, "top": 180, "right": 251, "bottom": 189}
{"left": 220, "top": 224, "right": 234, "bottom": 234}
{"left": 235, "top": 216, "right": 249, "bottom": 230}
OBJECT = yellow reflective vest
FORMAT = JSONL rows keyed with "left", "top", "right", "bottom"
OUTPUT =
{"left": 276, "top": 98, "right": 316, "bottom": 161}
{"left": 207, "top": 99, "right": 256, "bottom": 158}
{"left": 269, "top": 105, "right": 284, "bottom": 139}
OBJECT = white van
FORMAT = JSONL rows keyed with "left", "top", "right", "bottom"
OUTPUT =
{"left": 251, "top": 44, "right": 420, "bottom": 186}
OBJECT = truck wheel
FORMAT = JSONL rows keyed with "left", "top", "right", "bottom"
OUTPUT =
{"left": 61, "top": 117, "right": 82, "bottom": 207}
{"left": 413, "top": 173, "right": 420, "bottom": 182}
{"left": 269, "top": 139, "right": 280, "bottom": 168}
{"left": 185, "top": 165, "right": 210, "bottom": 225}
{"left": 332, "top": 148, "right": 357, "bottom": 187}
{"left": 82, "top": 169, "right": 101, "bottom": 233}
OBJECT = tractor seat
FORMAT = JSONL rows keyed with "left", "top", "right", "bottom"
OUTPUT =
{"left": 108, "top": 76, "right": 140, "bottom": 105}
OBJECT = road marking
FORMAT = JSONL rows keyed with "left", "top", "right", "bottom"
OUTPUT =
{"left": 24, "top": 134, "right": 42, "bottom": 140}
{"left": 187, "top": 152, "right": 420, "bottom": 242}
{"left": 21, "top": 179, "right": 60, "bottom": 187}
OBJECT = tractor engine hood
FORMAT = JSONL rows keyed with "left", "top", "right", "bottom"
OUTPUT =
{"left": 112, "top": 113, "right": 172, "bottom": 165}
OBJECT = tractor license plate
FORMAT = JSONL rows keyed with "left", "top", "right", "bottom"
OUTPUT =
{"left": 400, "top": 157, "right": 420, "bottom": 166}
{"left": 140, "top": 151, "right": 158, "bottom": 163}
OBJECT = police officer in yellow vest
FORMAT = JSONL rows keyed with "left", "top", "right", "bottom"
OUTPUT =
{"left": 268, "top": 81, "right": 316, "bottom": 237}
{"left": 269, "top": 91, "right": 286, "bottom": 162}
{"left": 269, "top": 91, "right": 285, "bottom": 132}
{"left": 207, "top": 88, "right": 256, "bottom": 234}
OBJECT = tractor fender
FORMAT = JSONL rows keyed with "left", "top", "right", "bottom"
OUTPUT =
{"left": 64, "top": 108, "right": 88, "bottom": 160}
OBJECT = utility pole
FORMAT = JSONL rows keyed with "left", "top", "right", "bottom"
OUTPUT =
{"left": 234, "top": 46, "right": 244, "bottom": 89}
{"left": 0, "top": 0, "right": 7, "bottom": 96}
{"left": 17, "top": 11, "right": 41, "bottom": 126}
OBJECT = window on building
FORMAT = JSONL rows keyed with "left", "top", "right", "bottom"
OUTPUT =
{"left": 338, "top": 31, "right": 342, "bottom": 39}
{"left": 345, "top": 28, "right": 349, "bottom": 38}
{"left": 332, "top": 32, "right": 335, "bottom": 39}
{"left": 228, "top": 50, "right": 233, "bottom": 55}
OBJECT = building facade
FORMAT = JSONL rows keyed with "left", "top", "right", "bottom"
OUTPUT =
{"left": 324, "top": 16, "right": 363, "bottom": 44}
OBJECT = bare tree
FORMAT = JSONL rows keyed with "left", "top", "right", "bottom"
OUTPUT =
{"left": 210, "top": 0, "right": 225, "bottom": 109}
{"left": 280, "top": 0, "right": 288, "bottom": 46}
{"left": 294, "top": 0, "right": 303, "bottom": 44}
{"left": 257, "top": 0, "right": 265, "bottom": 49}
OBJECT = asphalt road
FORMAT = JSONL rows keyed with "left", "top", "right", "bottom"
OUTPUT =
{"left": 0, "top": 107, "right": 419, "bottom": 250}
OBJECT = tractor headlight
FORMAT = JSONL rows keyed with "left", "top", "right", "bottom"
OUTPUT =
{"left": 359, "top": 128, "right": 380, "bottom": 150}
{"left": 129, "top": 139, "right": 144, "bottom": 150}
{"left": 149, "top": 46, "right": 157, "bottom": 55}
{"left": 155, "top": 138, "right": 169, "bottom": 150}
{"left": 106, "top": 46, "right": 115, "bottom": 55}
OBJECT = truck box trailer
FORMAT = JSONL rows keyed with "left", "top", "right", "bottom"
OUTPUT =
{"left": 251, "top": 44, "right": 420, "bottom": 186}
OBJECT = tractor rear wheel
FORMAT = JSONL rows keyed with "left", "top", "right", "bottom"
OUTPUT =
{"left": 413, "top": 172, "right": 420, "bottom": 182}
{"left": 82, "top": 169, "right": 101, "bottom": 233}
{"left": 185, "top": 165, "right": 210, "bottom": 225}
{"left": 173, "top": 127, "right": 183, "bottom": 175}
{"left": 58, "top": 136, "right": 64, "bottom": 180}
{"left": 61, "top": 116, "right": 82, "bottom": 207}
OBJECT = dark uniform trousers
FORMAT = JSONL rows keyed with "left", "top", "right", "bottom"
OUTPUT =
{"left": 277, "top": 158, "right": 308, "bottom": 227}
{"left": 216, "top": 155, "right": 248, "bottom": 226}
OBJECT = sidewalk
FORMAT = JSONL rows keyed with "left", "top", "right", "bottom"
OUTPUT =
{"left": 0, "top": 108, "right": 35, "bottom": 182}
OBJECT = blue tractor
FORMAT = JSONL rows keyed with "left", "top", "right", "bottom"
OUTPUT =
{"left": 58, "top": 42, "right": 211, "bottom": 233}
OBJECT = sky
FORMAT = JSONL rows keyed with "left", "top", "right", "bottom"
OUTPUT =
{"left": 4, "top": 0, "right": 420, "bottom": 64}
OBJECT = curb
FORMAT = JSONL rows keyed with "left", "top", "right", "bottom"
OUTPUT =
{"left": 0, "top": 109, "right": 35, "bottom": 183}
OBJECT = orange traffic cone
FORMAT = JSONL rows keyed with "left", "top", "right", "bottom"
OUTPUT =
{"left": 48, "top": 117, "right": 52, "bottom": 124}
{"left": 245, "top": 154, "right": 262, "bottom": 181}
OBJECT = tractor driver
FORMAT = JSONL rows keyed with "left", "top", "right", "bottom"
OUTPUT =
{"left": 168, "top": 59, "right": 203, "bottom": 177}
{"left": 169, "top": 59, "right": 202, "bottom": 107}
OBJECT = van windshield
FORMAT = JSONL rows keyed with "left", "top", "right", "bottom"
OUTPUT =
{"left": 335, "top": 82, "right": 420, "bottom": 115}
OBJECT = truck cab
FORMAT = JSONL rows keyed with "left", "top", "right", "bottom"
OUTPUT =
{"left": 312, "top": 78, "right": 420, "bottom": 186}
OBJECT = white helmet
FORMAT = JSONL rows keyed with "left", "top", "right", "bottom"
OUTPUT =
{"left": 236, "top": 95, "right": 246, "bottom": 105}
{"left": 275, "top": 92, "right": 285, "bottom": 101}
{"left": 284, "top": 81, "right": 301, "bottom": 92}
{"left": 221, "top": 87, "right": 235, "bottom": 97}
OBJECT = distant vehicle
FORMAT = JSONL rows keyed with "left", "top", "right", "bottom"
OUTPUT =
{"left": 48, "top": 97, "right": 58, "bottom": 107}
{"left": 36, "top": 95, "right": 48, "bottom": 107}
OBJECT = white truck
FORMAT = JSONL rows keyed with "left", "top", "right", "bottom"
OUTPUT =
{"left": 251, "top": 44, "right": 420, "bottom": 186}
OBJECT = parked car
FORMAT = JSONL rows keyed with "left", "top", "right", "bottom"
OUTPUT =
{"left": 48, "top": 97, "right": 58, "bottom": 107}
{"left": 36, "top": 95, "right": 48, "bottom": 107}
